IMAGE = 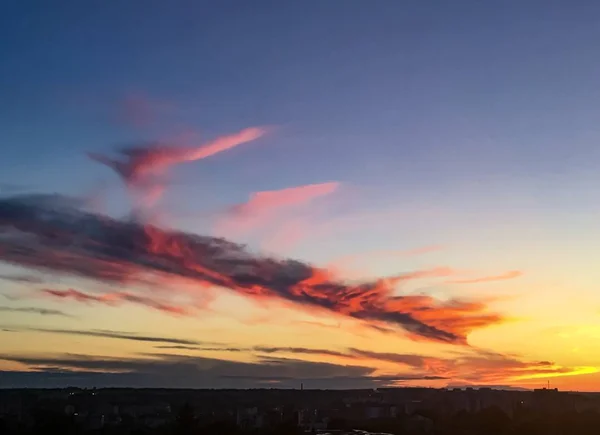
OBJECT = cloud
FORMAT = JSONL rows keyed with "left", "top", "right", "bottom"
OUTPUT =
{"left": 154, "top": 345, "right": 235, "bottom": 351}
{"left": 446, "top": 270, "right": 523, "bottom": 284}
{"left": 1, "top": 342, "right": 571, "bottom": 388}
{"left": 253, "top": 346, "right": 350, "bottom": 359}
{"left": 172, "top": 345, "right": 366, "bottom": 361}
{"left": 232, "top": 183, "right": 340, "bottom": 216}
{"left": 0, "top": 306, "right": 72, "bottom": 317}
{"left": 211, "top": 346, "right": 427, "bottom": 371}
{"left": 42, "top": 288, "right": 189, "bottom": 316}
{"left": 89, "top": 127, "right": 266, "bottom": 207}
{"left": 346, "top": 348, "right": 429, "bottom": 369}
{"left": 0, "top": 194, "right": 503, "bottom": 344}
{"left": 412, "top": 348, "right": 595, "bottom": 384}
{"left": 221, "top": 346, "right": 585, "bottom": 385}
{"left": 13, "top": 327, "right": 209, "bottom": 346}
{"left": 0, "top": 274, "right": 43, "bottom": 284}
{"left": 0, "top": 352, "right": 441, "bottom": 389}
{"left": 216, "top": 182, "right": 340, "bottom": 238}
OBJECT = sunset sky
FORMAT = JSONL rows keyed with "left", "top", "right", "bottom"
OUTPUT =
{"left": 1, "top": 1, "right": 600, "bottom": 391}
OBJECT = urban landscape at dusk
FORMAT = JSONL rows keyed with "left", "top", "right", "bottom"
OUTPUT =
{"left": 2, "top": 1, "right": 600, "bottom": 434}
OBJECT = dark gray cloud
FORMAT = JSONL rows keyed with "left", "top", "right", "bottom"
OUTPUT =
{"left": 0, "top": 194, "right": 502, "bottom": 344}
{"left": 155, "top": 345, "right": 245, "bottom": 352}
{"left": 13, "top": 327, "right": 212, "bottom": 346}
{"left": 347, "top": 348, "right": 428, "bottom": 369}
{"left": 253, "top": 346, "right": 350, "bottom": 359}
{"left": 0, "top": 306, "right": 72, "bottom": 317}
{"left": 0, "top": 274, "right": 44, "bottom": 284}
{"left": 183, "top": 345, "right": 430, "bottom": 370}
{"left": 0, "top": 352, "right": 443, "bottom": 389}
{"left": 153, "top": 345, "right": 207, "bottom": 351}
{"left": 163, "top": 345, "right": 433, "bottom": 371}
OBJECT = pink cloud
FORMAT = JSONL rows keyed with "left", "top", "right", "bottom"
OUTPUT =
{"left": 216, "top": 182, "right": 340, "bottom": 238}
{"left": 89, "top": 127, "right": 267, "bottom": 208}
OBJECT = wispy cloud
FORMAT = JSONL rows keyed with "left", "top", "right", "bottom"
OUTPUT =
{"left": 13, "top": 327, "right": 210, "bottom": 346}
{"left": 42, "top": 289, "right": 189, "bottom": 316}
{"left": 0, "top": 306, "right": 72, "bottom": 317}
{"left": 216, "top": 345, "right": 589, "bottom": 385}
{"left": 446, "top": 270, "right": 523, "bottom": 284}
{"left": 154, "top": 345, "right": 230, "bottom": 351}
{"left": 0, "top": 352, "right": 442, "bottom": 389}
{"left": 254, "top": 346, "right": 350, "bottom": 359}
{"left": 215, "top": 182, "right": 340, "bottom": 239}
{"left": 89, "top": 127, "right": 266, "bottom": 207}
{"left": 0, "top": 274, "right": 44, "bottom": 284}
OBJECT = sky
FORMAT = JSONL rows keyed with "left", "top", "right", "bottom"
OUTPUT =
{"left": 1, "top": 0, "right": 600, "bottom": 391}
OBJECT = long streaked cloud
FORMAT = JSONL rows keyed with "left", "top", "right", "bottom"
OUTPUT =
{"left": 4, "top": 325, "right": 578, "bottom": 387}
{"left": 200, "top": 345, "right": 589, "bottom": 384}
{"left": 446, "top": 270, "right": 523, "bottom": 284}
{"left": 154, "top": 345, "right": 239, "bottom": 352}
{"left": 346, "top": 348, "right": 429, "bottom": 368}
{"left": 0, "top": 274, "right": 44, "bottom": 284}
{"left": 89, "top": 127, "right": 266, "bottom": 207}
{"left": 0, "top": 352, "right": 443, "bottom": 389}
{"left": 254, "top": 346, "right": 350, "bottom": 359}
{"left": 0, "top": 194, "right": 502, "bottom": 344}
{"left": 0, "top": 306, "right": 72, "bottom": 317}
{"left": 42, "top": 288, "right": 189, "bottom": 316}
{"left": 12, "top": 327, "right": 210, "bottom": 346}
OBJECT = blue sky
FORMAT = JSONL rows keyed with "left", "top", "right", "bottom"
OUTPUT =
{"left": 3, "top": 1, "right": 600, "bottom": 202}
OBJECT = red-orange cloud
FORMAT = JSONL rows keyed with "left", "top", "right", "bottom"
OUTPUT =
{"left": 0, "top": 194, "right": 503, "bottom": 344}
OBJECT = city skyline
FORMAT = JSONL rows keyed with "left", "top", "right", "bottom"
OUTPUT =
{"left": 1, "top": 1, "right": 600, "bottom": 391}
